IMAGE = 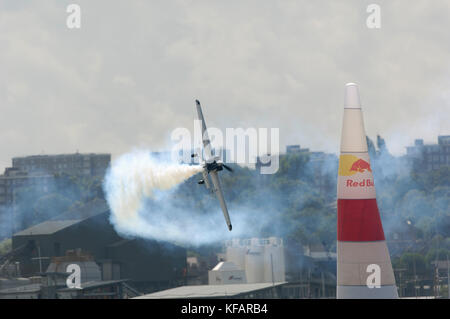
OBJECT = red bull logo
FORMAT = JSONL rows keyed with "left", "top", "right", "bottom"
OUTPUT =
{"left": 339, "top": 155, "right": 372, "bottom": 176}
{"left": 339, "top": 154, "right": 375, "bottom": 188}
{"left": 346, "top": 179, "right": 374, "bottom": 187}
{"left": 350, "top": 159, "right": 372, "bottom": 173}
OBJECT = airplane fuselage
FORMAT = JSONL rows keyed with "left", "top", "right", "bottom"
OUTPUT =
{"left": 205, "top": 161, "right": 223, "bottom": 173}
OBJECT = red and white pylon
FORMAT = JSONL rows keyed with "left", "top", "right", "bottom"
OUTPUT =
{"left": 337, "top": 83, "right": 398, "bottom": 299}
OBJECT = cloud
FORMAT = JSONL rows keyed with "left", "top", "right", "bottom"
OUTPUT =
{"left": 0, "top": 0, "right": 449, "bottom": 170}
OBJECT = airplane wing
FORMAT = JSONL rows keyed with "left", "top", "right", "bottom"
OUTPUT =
{"left": 196, "top": 100, "right": 213, "bottom": 162}
{"left": 209, "top": 170, "right": 232, "bottom": 231}
{"left": 195, "top": 99, "right": 232, "bottom": 231}
{"left": 202, "top": 170, "right": 211, "bottom": 189}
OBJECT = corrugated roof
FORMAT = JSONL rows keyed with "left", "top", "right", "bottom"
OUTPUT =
{"left": 134, "top": 282, "right": 286, "bottom": 299}
{"left": 14, "top": 220, "right": 80, "bottom": 236}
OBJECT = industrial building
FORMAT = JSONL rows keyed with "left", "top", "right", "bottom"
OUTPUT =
{"left": 222, "top": 237, "right": 286, "bottom": 284}
{"left": 200, "top": 237, "right": 336, "bottom": 299}
{"left": 1, "top": 199, "right": 187, "bottom": 295}
{"left": 181, "top": 237, "right": 337, "bottom": 299}
{"left": 0, "top": 250, "right": 138, "bottom": 299}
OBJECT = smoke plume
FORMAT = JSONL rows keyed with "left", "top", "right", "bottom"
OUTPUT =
{"left": 103, "top": 149, "right": 282, "bottom": 246}
{"left": 103, "top": 150, "right": 203, "bottom": 241}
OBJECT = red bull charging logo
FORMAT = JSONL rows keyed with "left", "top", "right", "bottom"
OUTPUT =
{"left": 339, "top": 155, "right": 374, "bottom": 187}
{"left": 349, "top": 158, "right": 372, "bottom": 173}
{"left": 339, "top": 155, "right": 372, "bottom": 176}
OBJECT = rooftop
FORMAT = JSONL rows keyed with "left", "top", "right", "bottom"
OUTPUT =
{"left": 52, "top": 199, "right": 109, "bottom": 221}
{"left": 14, "top": 220, "right": 80, "bottom": 236}
{"left": 0, "top": 283, "right": 41, "bottom": 295}
{"left": 12, "top": 153, "right": 110, "bottom": 160}
{"left": 13, "top": 199, "right": 110, "bottom": 237}
{"left": 134, "top": 282, "right": 286, "bottom": 299}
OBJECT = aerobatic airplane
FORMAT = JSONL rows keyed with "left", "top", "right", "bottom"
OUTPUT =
{"left": 192, "top": 100, "right": 233, "bottom": 231}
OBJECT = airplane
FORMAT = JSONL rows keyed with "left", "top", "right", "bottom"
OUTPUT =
{"left": 192, "top": 100, "right": 233, "bottom": 231}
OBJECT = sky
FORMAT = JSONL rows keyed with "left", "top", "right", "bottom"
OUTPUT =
{"left": 0, "top": 0, "right": 449, "bottom": 171}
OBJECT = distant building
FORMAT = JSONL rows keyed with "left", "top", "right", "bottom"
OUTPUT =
{"left": 0, "top": 168, "right": 55, "bottom": 207}
{"left": 286, "top": 145, "right": 309, "bottom": 154}
{"left": 11, "top": 153, "right": 110, "bottom": 177}
{"left": 405, "top": 135, "right": 450, "bottom": 171}
{"left": 0, "top": 153, "right": 111, "bottom": 238}
{"left": 0, "top": 153, "right": 110, "bottom": 206}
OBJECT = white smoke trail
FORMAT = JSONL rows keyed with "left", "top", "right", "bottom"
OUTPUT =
{"left": 103, "top": 150, "right": 202, "bottom": 240}
{"left": 103, "top": 149, "right": 250, "bottom": 245}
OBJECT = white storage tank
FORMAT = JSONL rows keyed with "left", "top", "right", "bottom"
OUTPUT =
{"left": 244, "top": 238, "right": 265, "bottom": 283}
{"left": 225, "top": 238, "right": 246, "bottom": 271}
{"left": 263, "top": 237, "right": 286, "bottom": 283}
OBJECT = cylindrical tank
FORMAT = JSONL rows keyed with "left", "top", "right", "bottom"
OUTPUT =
{"left": 263, "top": 238, "right": 286, "bottom": 283}
{"left": 245, "top": 238, "right": 264, "bottom": 283}
{"left": 226, "top": 238, "right": 246, "bottom": 270}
